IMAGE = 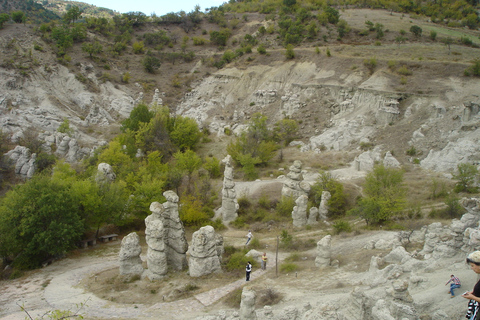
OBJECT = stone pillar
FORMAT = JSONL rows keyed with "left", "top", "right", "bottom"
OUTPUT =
{"left": 318, "top": 191, "right": 331, "bottom": 220}
{"left": 188, "top": 225, "right": 222, "bottom": 277}
{"left": 292, "top": 195, "right": 308, "bottom": 228}
{"left": 221, "top": 155, "right": 239, "bottom": 223}
{"left": 240, "top": 288, "right": 257, "bottom": 320}
{"left": 307, "top": 207, "right": 319, "bottom": 225}
{"left": 119, "top": 232, "right": 143, "bottom": 277}
{"left": 281, "top": 160, "right": 311, "bottom": 198}
{"left": 315, "top": 235, "right": 332, "bottom": 268}
{"left": 145, "top": 208, "right": 167, "bottom": 280}
{"left": 160, "top": 191, "right": 188, "bottom": 270}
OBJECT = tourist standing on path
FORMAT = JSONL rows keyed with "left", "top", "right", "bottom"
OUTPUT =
{"left": 245, "top": 230, "right": 253, "bottom": 246}
{"left": 445, "top": 274, "right": 461, "bottom": 297}
{"left": 462, "top": 251, "right": 480, "bottom": 319}
{"left": 246, "top": 261, "right": 252, "bottom": 281}
{"left": 261, "top": 252, "right": 267, "bottom": 270}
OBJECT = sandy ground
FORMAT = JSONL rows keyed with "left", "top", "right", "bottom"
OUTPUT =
{"left": 0, "top": 226, "right": 475, "bottom": 320}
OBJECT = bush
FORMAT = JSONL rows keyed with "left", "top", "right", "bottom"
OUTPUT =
{"left": 280, "top": 262, "right": 298, "bottom": 273}
{"left": 276, "top": 196, "right": 295, "bottom": 217}
{"left": 397, "top": 65, "right": 412, "bottom": 76}
{"left": 285, "top": 44, "right": 295, "bottom": 59}
{"left": 406, "top": 146, "right": 417, "bottom": 156}
{"left": 364, "top": 57, "right": 377, "bottom": 74}
{"left": 257, "top": 43, "right": 267, "bottom": 54}
{"left": 142, "top": 55, "right": 161, "bottom": 73}
{"left": 453, "top": 163, "right": 479, "bottom": 193}
{"left": 132, "top": 41, "right": 145, "bottom": 54}
{"left": 410, "top": 25, "right": 422, "bottom": 37}
{"left": 333, "top": 220, "right": 352, "bottom": 234}
{"left": 430, "top": 30, "right": 437, "bottom": 41}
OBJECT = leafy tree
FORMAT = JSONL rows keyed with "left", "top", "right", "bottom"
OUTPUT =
{"left": 453, "top": 163, "right": 479, "bottom": 193}
{"left": 142, "top": 53, "right": 161, "bottom": 73}
{"left": 210, "top": 28, "right": 232, "bottom": 46}
{"left": 227, "top": 113, "right": 278, "bottom": 169}
{"left": 337, "top": 19, "right": 351, "bottom": 39}
{"left": 0, "top": 175, "right": 84, "bottom": 269}
{"left": 285, "top": 44, "right": 295, "bottom": 59}
{"left": 121, "top": 103, "right": 154, "bottom": 133}
{"left": 409, "top": 25, "right": 422, "bottom": 37}
{"left": 57, "top": 118, "right": 73, "bottom": 136}
{"left": 283, "top": 0, "right": 297, "bottom": 6}
{"left": 51, "top": 26, "right": 73, "bottom": 53}
{"left": 179, "top": 194, "right": 210, "bottom": 226}
{"left": 63, "top": 6, "right": 82, "bottom": 24}
{"left": 11, "top": 11, "right": 25, "bottom": 24}
{"left": 374, "top": 22, "right": 384, "bottom": 39}
{"left": 97, "top": 140, "right": 133, "bottom": 177}
{"left": 135, "top": 110, "right": 175, "bottom": 157}
{"left": 273, "top": 118, "right": 298, "bottom": 147}
{"left": 351, "top": 165, "right": 406, "bottom": 225}
{"left": 170, "top": 116, "right": 201, "bottom": 151}
{"left": 0, "top": 13, "right": 9, "bottom": 29}
{"left": 173, "top": 149, "right": 202, "bottom": 192}
{"left": 324, "top": 6, "right": 339, "bottom": 24}
{"left": 81, "top": 41, "right": 103, "bottom": 58}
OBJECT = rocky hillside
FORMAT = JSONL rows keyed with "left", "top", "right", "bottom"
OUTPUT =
{"left": 0, "top": 6, "right": 479, "bottom": 178}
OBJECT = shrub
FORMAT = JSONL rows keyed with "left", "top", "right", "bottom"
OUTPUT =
{"left": 397, "top": 65, "right": 412, "bottom": 76}
{"left": 285, "top": 44, "right": 295, "bottom": 59}
{"left": 430, "top": 30, "right": 437, "bottom": 41}
{"left": 363, "top": 57, "right": 377, "bottom": 74}
{"left": 132, "top": 41, "right": 145, "bottom": 54}
{"left": 280, "top": 229, "right": 293, "bottom": 248}
{"left": 257, "top": 43, "right": 267, "bottom": 54}
{"left": 280, "top": 262, "right": 298, "bottom": 273}
{"left": 122, "top": 72, "right": 131, "bottom": 83}
{"left": 276, "top": 196, "right": 295, "bottom": 217}
{"left": 409, "top": 25, "right": 422, "bottom": 37}
{"left": 192, "top": 37, "right": 206, "bottom": 45}
{"left": 406, "top": 146, "right": 417, "bottom": 156}
{"left": 285, "top": 253, "right": 300, "bottom": 262}
{"left": 333, "top": 220, "right": 352, "bottom": 234}
{"left": 142, "top": 55, "right": 161, "bottom": 73}
{"left": 258, "top": 288, "right": 282, "bottom": 306}
{"left": 453, "top": 163, "right": 479, "bottom": 193}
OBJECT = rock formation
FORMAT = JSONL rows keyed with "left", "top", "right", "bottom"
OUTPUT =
{"left": 318, "top": 190, "right": 331, "bottom": 220}
{"left": 154, "top": 191, "right": 188, "bottom": 270}
{"left": 239, "top": 288, "right": 257, "bottom": 320}
{"left": 315, "top": 235, "right": 332, "bottom": 268}
{"left": 119, "top": 232, "right": 143, "bottom": 277}
{"left": 4, "top": 146, "right": 36, "bottom": 179}
{"left": 144, "top": 205, "right": 168, "bottom": 280}
{"left": 188, "top": 225, "right": 222, "bottom": 277}
{"left": 96, "top": 162, "right": 116, "bottom": 183}
{"left": 292, "top": 195, "right": 308, "bottom": 228}
{"left": 307, "top": 207, "right": 319, "bottom": 225}
{"left": 220, "top": 155, "right": 239, "bottom": 223}
{"left": 281, "top": 160, "right": 311, "bottom": 198}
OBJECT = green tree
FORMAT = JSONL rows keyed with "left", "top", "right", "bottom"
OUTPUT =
{"left": 57, "top": 118, "right": 73, "bottom": 136}
{"left": 324, "top": 6, "right": 340, "bottom": 24}
{"left": 63, "top": 5, "right": 82, "bottom": 24}
{"left": 0, "top": 13, "right": 9, "bottom": 29}
{"left": 283, "top": 0, "right": 297, "bottom": 6}
{"left": 409, "top": 25, "right": 422, "bottom": 37}
{"left": 81, "top": 41, "right": 103, "bottom": 58}
{"left": 285, "top": 44, "right": 295, "bottom": 59}
{"left": 209, "top": 28, "right": 232, "bottom": 46}
{"left": 352, "top": 165, "right": 406, "bottom": 225}
{"left": 337, "top": 19, "right": 351, "bottom": 39}
{"left": 11, "top": 11, "right": 25, "bottom": 24}
{"left": 173, "top": 149, "right": 202, "bottom": 192}
{"left": 310, "top": 172, "right": 347, "bottom": 218}
{"left": 121, "top": 103, "right": 154, "bottom": 133}
{"left": 453, "top": 163, "right": 478, "bottom": 193}
{"left": 0, "top": 175, "right": 84, "bottom": 269}
{"left": 273, "top": 118, "right": 298, "bottom": 147}
{"left": 142, "top": 54, "right": 161, "bottom": 73}
{"left": 170, "top": 116, "right": 201, "bottom": 151}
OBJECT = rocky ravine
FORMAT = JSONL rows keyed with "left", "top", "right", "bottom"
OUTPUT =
{"left": 2, "top": 41, "right": 479, "bottom": 175}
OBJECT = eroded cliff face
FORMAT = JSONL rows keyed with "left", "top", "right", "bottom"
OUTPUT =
{"left": 1, "top": 36, "right": 479, "bottom": 174}
{"left": 175, "top": 60, "right": 480, "bottom": 173}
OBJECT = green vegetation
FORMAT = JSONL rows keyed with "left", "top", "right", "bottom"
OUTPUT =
{"left": 349, "top": 165, "right": 406, "bottom": 226}
{"left": 453, "top": 163, "right": 479, "bottom": 193}
{"left": 310, "top": 172, "right": 347, "bottom": 219}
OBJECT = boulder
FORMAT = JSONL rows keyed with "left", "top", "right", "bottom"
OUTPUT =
{"left": 188, "top": 226, "right": 222, "bottom": 277}
{"left": 119, "top": 232, "right": 143, "bottom": 277}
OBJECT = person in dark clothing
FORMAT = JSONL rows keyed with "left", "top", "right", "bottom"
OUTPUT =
{"left": 246, "top": 261, "right": 252, "bottom": 281}
{"left": 463, "top": 251, "right": 480, "bottom": 319}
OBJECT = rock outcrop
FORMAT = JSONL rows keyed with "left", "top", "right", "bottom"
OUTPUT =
{"left": 292, "top": 195, "right": 308, "bottom": 228}
{"left": 151, "top": 191, "right": 188, "bottom": 270}
{"left": 239, "top": 288, "right": 257, "bottom": 320}
{"left": 315, "top": 235, "right": 332, "bottom": 268}
{"left": 96, "top": 162, "right": 116, "bottom": 183}
{"left": 4, "top": 145, "right": 36, "bottom": 179}
{"left": 281, "top": 160, "right": 310, "bottom": 198}
{"left": 220, "top": 155, "right": 239, "bottom": 223}
{"left": 188, "top": 225, "right": 222, "bottom": 277}
{"left": 119, "top": 232, "right": 143, "bottom": 277}
{"left": 318, "top": 190, "right": 331, "bottom": 220}
{"left": 144, "top": 205, "right": 168, "bottom": 280}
